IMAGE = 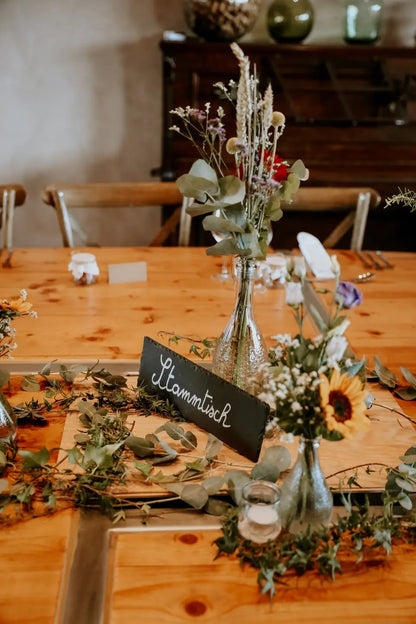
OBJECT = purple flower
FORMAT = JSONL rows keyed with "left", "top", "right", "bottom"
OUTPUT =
{"left": 336, "top": 281, "right": 363, "bottom": 309}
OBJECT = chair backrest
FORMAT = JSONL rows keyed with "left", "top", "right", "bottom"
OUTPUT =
{"left": 0, "top": 184, "right": 26, "bottom": 255}
{"left": 41, "top": 182, "right": 190, "bottom": 247}
{"left": 285, "top": 186, "right": 381, "bottom": 251}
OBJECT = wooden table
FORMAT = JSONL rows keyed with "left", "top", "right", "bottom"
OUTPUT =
{"left": 1, "top": 247, "right": 416, "bottom": 624}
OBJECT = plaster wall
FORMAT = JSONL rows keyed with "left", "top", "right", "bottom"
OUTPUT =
{"left": 0, "top": 0, "right": 414, "bottom": 247}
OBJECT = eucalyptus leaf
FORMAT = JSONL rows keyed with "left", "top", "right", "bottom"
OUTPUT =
{"left": 151, "top": 437, "right": 178, "bottom": 464}
{"left": 225, "top": 470, "right": 251, "bottom": 504}
{"left": 290, "top": 159, "right": 309, "bottom": 181}
{"left": 185, "top": 201, "right": 218, "bottom": 217}
{"left": 0, "top": 369, "right": 10, "bottom": 387}
{"left": 202, "top": 214, "right": 245, "bottom": 234}
{"left": 395, "top": 387, "right": 416, "bottom": 401}
{"left": 250, "top": 460, "right": 280, "bottom": 482}
{"left": 218, "top": 175, "right": 246, "bottom": 205}
{"left": 265, "top": 195, "right": 283, "bottom": 221}
{"left": 263, "top": 446, "right": 292, "bottom": 472}
{"left": 400, "top": 367, "right": 416, "bottom": 389}
{"left": 21, "top": 375, "right": 40, "bottom": 392}
{"left": 395, "top": 477, "right": 416, "bottom": 492}
{"left": 204, "top": 434, "right": 223, "bottom": 460}
{"left": 202, "top": 475, "right": 224, "bottom": 495}
{"left": 125, "top": 435, "right": 155, "bottom": 458}
{"left": 59, "top": 364, "right": 87, "bottom": 384}
{"left": 0, "top": 477, "right": 8, "bottom": 492}
{"left": 206, "top": 238, "right": 246, "bottom": 256}
{"left": 204, "top": 497, "right": 230, "bottom": 516}
{"left": 374, "top": 355, "right": 398, "bottom": 389}
{"left": 398, "top": 493, "right": 413, "bottom": 511}
{"left": 180, "top": 483, "right": 209, "bottom": 509}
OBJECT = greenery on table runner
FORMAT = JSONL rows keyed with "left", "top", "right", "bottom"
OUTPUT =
{"left": 1, "top": 362, "right": 416, "bottom": 598}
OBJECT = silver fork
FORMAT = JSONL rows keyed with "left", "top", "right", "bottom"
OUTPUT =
{"left": 364, "top": 250, "right": 384, "bottom": 270}
{"left": 355, "top": 250, "right": 372, "bottom": 269}
{"left": 375, "top": 250, "right": 394, "bottom": 269}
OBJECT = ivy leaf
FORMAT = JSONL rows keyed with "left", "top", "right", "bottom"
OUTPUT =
{"left": 21, "top": 375, "right": 41, "bottom": 392}
{"left": 134, "top": 461, "right": 153, "bottom": 478}
{"left": 19, "top": 446, "right": 50, "bottom": 469}
{"left": 83, "top": 442, "right": 123, "bottom": 470}
{"left": 66, "top": 446, "right": 83, "bottom": 465}
{"left": 184, "top": 457, "right": 208, "bottom": 473}
{"left": 373, "top": 356, "right": 398, "bottom": 389}
{"left": 180, "top": 483, "right": 209, "bottom": 509}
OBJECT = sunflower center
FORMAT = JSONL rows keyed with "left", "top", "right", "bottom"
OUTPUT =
{"left": 328, "top": 390, "right": 352, "bottom": 422}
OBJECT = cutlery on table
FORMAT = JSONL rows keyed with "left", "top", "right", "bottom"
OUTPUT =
{"left": 355, "top": 250, "right": 373, "bottom": 269}
{"left": 375, "top": 250, "right": 394, "bottom": 269}
{"left": 352, "top": 271, "right": 375, "bottom": 284}
{"left": 363, "top": 250, "right": 385, "bottom": 270}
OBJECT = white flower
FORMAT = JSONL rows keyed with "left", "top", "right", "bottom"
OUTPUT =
{"left": 327, "top": 318, "right": 350, "bottom": 338}
{"left": 285, "top": 282, "right": 304, "bottom": 305}
{"left": 325, "top": 335, "right": 348, "bottom": 363}
{"left": 330, "top": 255, "right": 340, "bottom": 276}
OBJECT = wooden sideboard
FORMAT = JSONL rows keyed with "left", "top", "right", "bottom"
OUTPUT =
{"left": 156, "top": 40, "right": 416, "bottom": 250}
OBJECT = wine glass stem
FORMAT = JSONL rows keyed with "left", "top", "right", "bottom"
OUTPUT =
{"left": 220, "top": 256, "right": 229, "bottom": 278}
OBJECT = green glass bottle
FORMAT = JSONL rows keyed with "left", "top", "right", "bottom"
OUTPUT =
{"left": 267, "top": 0, "right": 314, "bottom": 44}
{"left": 343, "top": 0, "right": 384, "bottom": 45}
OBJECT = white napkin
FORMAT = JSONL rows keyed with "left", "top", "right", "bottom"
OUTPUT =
{"left": 297, "top": 232, "right": 335, "bottom": 280}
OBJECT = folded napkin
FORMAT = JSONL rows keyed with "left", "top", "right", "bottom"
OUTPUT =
{"left": 297, "top": 232, "right": 336, "bottom": 280}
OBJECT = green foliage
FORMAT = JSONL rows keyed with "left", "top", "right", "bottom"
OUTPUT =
{"left": 371, "top": 356, "right": 416, "bottom": 401}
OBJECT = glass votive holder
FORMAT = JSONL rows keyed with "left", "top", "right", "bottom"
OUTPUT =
{"left": 237, "top": 480, "right": 281, "bottom": 544}
{"left": 68, "top": 252, "right": 99, "bottom": 286}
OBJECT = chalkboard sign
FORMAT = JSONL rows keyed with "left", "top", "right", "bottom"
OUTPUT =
{"left": 138, "top": 337, "right": 269, "bottom": 462}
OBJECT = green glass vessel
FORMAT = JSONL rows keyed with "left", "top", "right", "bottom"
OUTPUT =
{"left": 267, "top": 0, "right": 314, "bottom": 44}
{"left": 343, "top": 0, "right": 383, "bottom": 45}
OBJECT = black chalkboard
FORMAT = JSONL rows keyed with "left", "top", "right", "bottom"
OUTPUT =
{"left": 138, "top": 337, "right": 269, "bottom": 462}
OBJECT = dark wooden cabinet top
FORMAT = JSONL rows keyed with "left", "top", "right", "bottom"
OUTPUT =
{"left": 158, "top": 39, "right": 416, "bottom": 250}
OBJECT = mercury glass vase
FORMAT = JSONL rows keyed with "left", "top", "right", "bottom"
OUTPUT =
{"left": 211, "top": 256, "right": 267, "bottom": 391}
{"left": 0, "top": 389, "right": 17, "bottom": 443}
{"left": 184, "top": 0, "right": 262, "bottom": 42}
{"left": 279, "top": 436, "right": 333, "bottom": 533}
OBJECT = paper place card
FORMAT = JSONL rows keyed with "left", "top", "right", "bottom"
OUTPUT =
{"left": 297, "top": 232, "right": 335, "bottom": 280}
{"left": 108, "top": 262, "right": 147, "bottom": 284}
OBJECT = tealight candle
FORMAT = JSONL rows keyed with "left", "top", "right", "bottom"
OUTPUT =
{"left": 238, "top": 480, "right": 281, "bottom": 544}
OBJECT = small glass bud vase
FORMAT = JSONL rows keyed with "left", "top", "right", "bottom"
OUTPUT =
{"left": 238, "top": 480, "right": 282, "bottom": 543}
{"left": 279, "top": 436, "right": 333, "bottom": 533}
{"left": 343, "top": 0, "right": 383, "bottom": 45}
{"left": 211, "top": 256, "right": 267, "bottom": 391}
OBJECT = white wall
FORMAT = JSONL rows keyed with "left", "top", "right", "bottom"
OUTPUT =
{"left": 1, "top": 0, "right": 413, "bottom": 247}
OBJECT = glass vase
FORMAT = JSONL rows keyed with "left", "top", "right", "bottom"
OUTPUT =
{"left": 0, "top": 389, "right": 17, "bottom": 443}
{"left": 343, "top": 0, "right": 383, "bottom": 45}
{"left": 267, "top": 0, "right": 314, "bottom": 44}
{"left": 211, "top": 256, "right": 267, "bottom": 391}
{"left": 184, "top": 0, "right": 262, "bottom": 42}
{"left": 279, "top": 436, "right": 333, "bottom": 533}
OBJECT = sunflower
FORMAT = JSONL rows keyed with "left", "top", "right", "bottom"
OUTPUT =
{"left": 319, "top": 369, "right": 369, "bottom": 439}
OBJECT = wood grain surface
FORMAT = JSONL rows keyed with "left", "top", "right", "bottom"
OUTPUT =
{"left": 0, "top": 247, "right": 415, "bottom": 624}
{"left": 108, "top": 525, "right": 416, "bottom": 624}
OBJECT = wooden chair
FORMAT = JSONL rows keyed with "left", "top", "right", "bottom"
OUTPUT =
{"left": 0, "top": 184, "right": 27, "bottom": 265}
{"left": 41, "top": 182, "right": 191, "bottom": 247}
{"left": 285, "top": 186, "right": 381, "bottom": 251}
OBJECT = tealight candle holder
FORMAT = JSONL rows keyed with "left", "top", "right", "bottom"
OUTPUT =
{"left": 68, "top": 252, "right": 100, "bottom": 286}
{"left": 237, "top": 480, "right": 281, "bottom": 544}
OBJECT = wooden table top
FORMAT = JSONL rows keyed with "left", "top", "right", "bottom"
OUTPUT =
{"left": 1, "top": 246, "right": 416, "bottom": 623}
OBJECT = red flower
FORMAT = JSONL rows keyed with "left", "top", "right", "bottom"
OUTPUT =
{"left": 264, "top": 150, "right": 288, "bottom": 182}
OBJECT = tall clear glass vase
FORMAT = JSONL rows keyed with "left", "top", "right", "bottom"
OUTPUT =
{"left": 211, "top": 256, "right": 267, "bottom": 391}
{"left": 279, "top": 436, "right": 333, "bottom": 533}
{"left": 0, "top": 389, "right": 17, "bottom": 443}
